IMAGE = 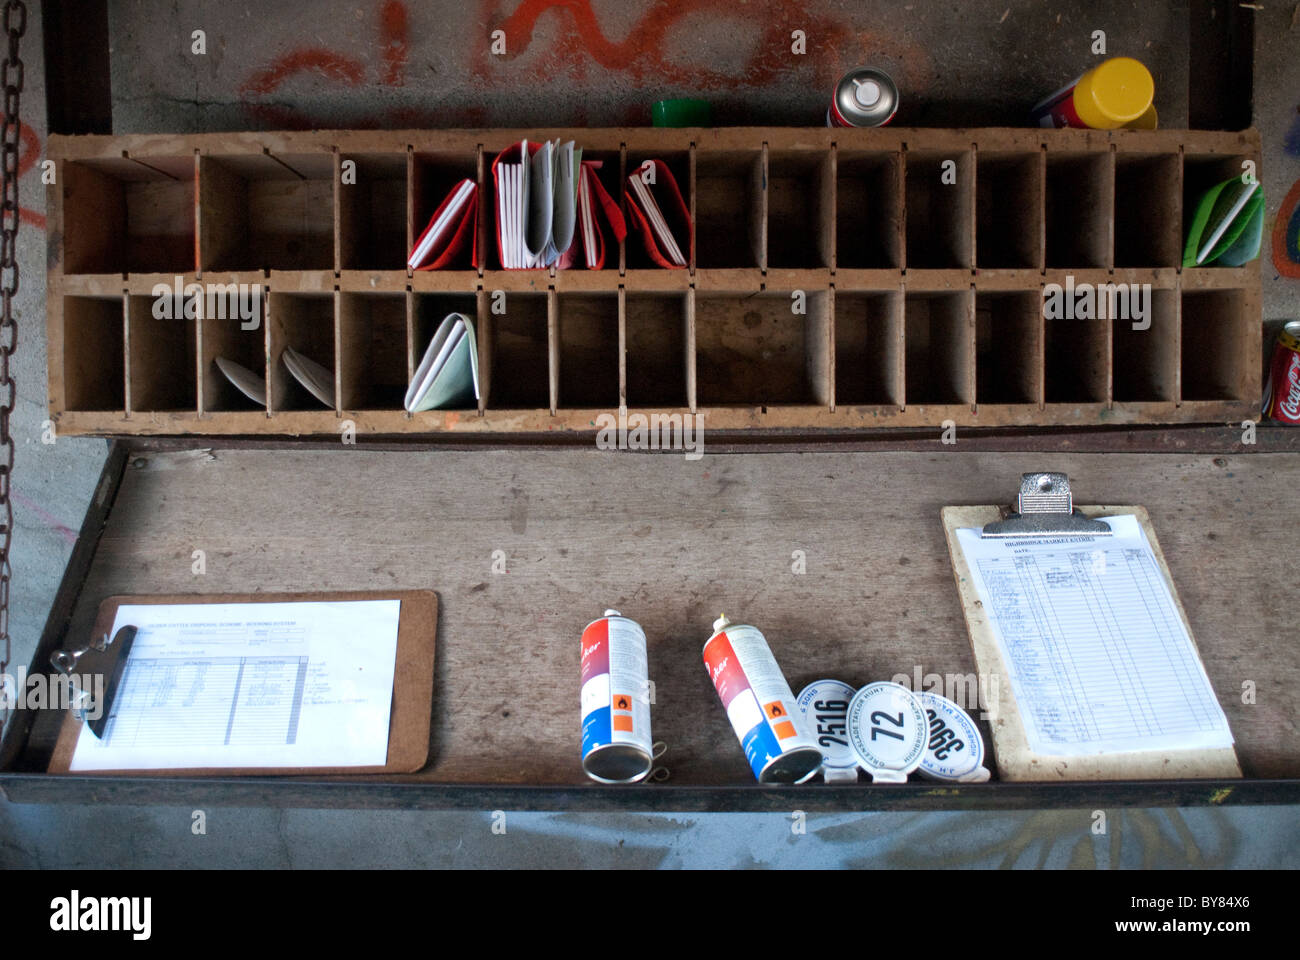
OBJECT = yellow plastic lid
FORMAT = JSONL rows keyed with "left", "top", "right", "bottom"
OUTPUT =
{"left": 1122, "top": 103, "right": 1158, "bottom": 130}
{"left": 1075, "top": 57, "right": 1154, "bottom": 128}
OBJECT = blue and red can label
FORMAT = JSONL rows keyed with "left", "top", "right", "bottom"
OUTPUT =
{"left": 580, "top": 613, "right": 652, "bottom": 774}
{"left": 1029, "top": 77, "right": 1085, "bottom": 128}
{"left": 703, "top": 622, "right": 816, "bottom": 780}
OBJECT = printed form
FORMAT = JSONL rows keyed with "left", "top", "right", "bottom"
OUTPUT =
{"left": 69, "top": 600, "right": 400, "bottom": 771}
{"left": 955, "top": 515, "right": 1233, "bottom": 757}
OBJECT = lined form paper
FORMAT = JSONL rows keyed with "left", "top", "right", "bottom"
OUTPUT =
{"left": 954, "top": 515, "right": 1233, "bottom": 757}
{"left": 69, "top": 600, "right": 400, "bottom": 771}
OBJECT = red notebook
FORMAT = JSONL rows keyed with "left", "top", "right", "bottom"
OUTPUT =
{"left": 625, "top": 159, "right": 691, "bottom": 269}
{"left": 408, "top": 178, "right": 478, "bottom": 270}
{"left": 558, "top": 160, "right": 627, "bottom": 270}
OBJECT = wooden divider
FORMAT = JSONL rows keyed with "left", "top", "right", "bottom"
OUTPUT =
{"left": 46, "top": 127, "right": 1262, "bottom": 436}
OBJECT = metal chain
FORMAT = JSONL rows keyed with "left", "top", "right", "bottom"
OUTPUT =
{"left": 0, "top": 0, "right": 24, "bottom": 725}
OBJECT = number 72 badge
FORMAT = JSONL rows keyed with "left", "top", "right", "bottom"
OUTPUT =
{"left": 847, "top": 682, "right": 928, "bottom": 782}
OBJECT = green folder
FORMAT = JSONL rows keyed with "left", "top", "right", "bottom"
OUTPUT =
{"left": 404, "top": 313, "right": 480, "bottom": 412}
{"left": 1183, "top": 177, "right": 1264, "bottom": 267}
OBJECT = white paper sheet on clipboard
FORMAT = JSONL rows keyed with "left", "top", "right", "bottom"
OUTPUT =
{"left": 67, "top": 599, "right": 400, "bottom": 771}
{"left": 953, "top": 514, "right": 1234, "bottom": 758}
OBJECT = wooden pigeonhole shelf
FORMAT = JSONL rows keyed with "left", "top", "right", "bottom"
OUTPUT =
{"left": 45, "top": 127, "right": 1262, "bottom": 438}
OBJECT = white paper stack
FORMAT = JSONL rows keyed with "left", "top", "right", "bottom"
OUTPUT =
{"left": 498, "top": 139, "right": 581, "bottom": 268}
{"left": 497, "top": 151, "right": 527, "bottom": 269}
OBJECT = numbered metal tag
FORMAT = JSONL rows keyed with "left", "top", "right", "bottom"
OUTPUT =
{"left": 918, "top": 691, "right": 990, "bottom": 783}
{"left": 847, "top": 681, "right": 927, "bottom": 782}
{"left": 796, "top": 679, "right": 859, "bottom": 782}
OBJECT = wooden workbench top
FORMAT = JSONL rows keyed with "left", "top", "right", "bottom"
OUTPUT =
{"left": 28, "top": 446, "right": 1300, "bottom": 788}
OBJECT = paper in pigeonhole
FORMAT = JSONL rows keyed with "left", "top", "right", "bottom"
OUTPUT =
{"left": 525, "top": 139, "right": 555, "bottom": 267}
{"left": 579, "top": 167, "right": 598, "bottom": 267}
{"left": 953, "top": 514, "right": 1234, "bottom": 758}
{"left": 214, "top": 356, "right": 266, "bottom": 405}
{"left": 494, "top": 139, "right": 581, "bottom": 269}
{"left": 68, "top": 599, "right": 401, "bottom": 771}
{"left": 494, "top": 144, "right": 528, "bottom": 269}
{"left": 281, "top": 345, "right": 334, "bottom": 408}
{"left": 626, "top": 166, "right": 688, "bottom": 267}
{"left": 404, "top": 312, "right": 479, "bottom": 412}
{"left": 499, "top": 148, "right": 530, "bottom": 269}
{"left": 1183, "top": 177, "right": 1264, "bottom": 267}
{"left": 550, "top": 141, "right": 581, "bottom": 261}
{"left": 407, "top": 177, "right": 477, "bottom": 270}
{"left": 565, "top": 160, "right": 626, "bottom": 270}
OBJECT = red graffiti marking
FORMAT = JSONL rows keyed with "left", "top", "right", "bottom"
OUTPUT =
{"left": 18, "top": 122, "right": 44, "bottom": 230}
{"left": 381, "top": 0, "right": 409, "bottom": 87}
{"left": 17, "top": 122, "right": 37, "bottom": 177}
{"left": 240, "top": 1, "right": 411, "bottom": 127}
{"left": 241, "top": 48, "right": 366, "bottom": 99}
{"left": 470, "top": 0, "right": 934, "bottom": 124}
{"left": 241, "top": 48, "right": 367, "bottom": 127}
{"left": 480, "top": 0, "right": 895, "bottom": 88}
{"left": 12, "top": 488, "right": 78, "bottom": 547}
{"left": 238, "top": 0, "right": 931, "bottom": 128}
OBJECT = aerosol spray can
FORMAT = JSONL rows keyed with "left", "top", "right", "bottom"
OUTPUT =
{"left": 703, "top": 615, "right": 823, "bottom": 783}
{"left": 580, "top": 610, "right": 653, "bottom": 783}
{"left": 1029, "top": 57, "right": 1154, "bottom": 129}
{"left": 828, "top": 67, "right": 899, "bottom": 127}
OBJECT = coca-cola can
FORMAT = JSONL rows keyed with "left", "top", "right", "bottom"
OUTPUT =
{"left": 1264, "top": 321, "right": 1300, "bottom": 424}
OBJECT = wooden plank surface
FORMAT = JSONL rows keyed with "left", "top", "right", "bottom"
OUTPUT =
{"left": 25, "top": 447, "right": 1300, "bottom": 788}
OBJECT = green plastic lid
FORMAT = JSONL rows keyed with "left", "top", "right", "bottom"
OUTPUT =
{"left": 652, "top": 99, "right": 712, "bottom": 128}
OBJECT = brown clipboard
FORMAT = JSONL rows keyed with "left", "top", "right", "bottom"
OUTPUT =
{"left": 942, "top": 504, "right": 1241, "bottom": 782}
{"left": 47, "top": 590, "right": 436, "bottom": 777}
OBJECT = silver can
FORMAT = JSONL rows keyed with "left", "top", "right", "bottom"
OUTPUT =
{"left": 828, "top": 67, "right": 899, "bottom": 127}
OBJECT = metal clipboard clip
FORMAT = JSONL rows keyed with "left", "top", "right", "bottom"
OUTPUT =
{"left": 980, "top": 473, "right": 1112, "bottom": 539}
{"left": 49, "top": 624, "right": 137, "bottom": 738}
